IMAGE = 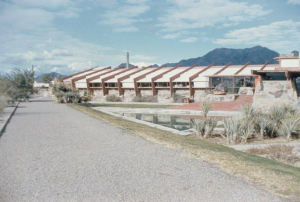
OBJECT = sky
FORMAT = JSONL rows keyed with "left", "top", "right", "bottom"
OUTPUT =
{"left": 0, "top": 0, "right": 300, "bottom": 76}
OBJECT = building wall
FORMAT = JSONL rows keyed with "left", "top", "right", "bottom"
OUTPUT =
{"left": 174, "top": 89, "right": 190, "bottom": 98}
{"left": 253, "top": 80, "right": 298, "bottom": 110}
{"left": 157, "top": 90, "right": 171, "bottom": 102}
{"left": 193, "top": 90, "right": 235, "bottom": 101}
{"left": 140, "top": 89, "right": 153, "bottom": 97}
{"left": 92, "top": 90, "right": 105, "bottom": 101}
{"left": 281, "top": 59, "right": 300, "bottom": 68}
{"left": 123, "top": 89, "right": 136, "bottom": 102}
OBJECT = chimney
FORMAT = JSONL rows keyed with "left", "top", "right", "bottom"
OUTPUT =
{"left": 126, "top": 52, "right": 129, "bottom": 69}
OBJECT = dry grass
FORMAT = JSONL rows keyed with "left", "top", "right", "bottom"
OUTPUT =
{"left": 247, "top": 145, "right": 294, "bottom": 155}
{"left": 69, "top": 104, "right": 300, "bottom": 201}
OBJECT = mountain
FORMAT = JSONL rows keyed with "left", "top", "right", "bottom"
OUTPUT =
{"left": 35, "top": 72, "right": 66, "bottom": 82}
{"left": 292, "top": 50, "right": 299, "bottom": 56}
{"left": 164, "top": 46, "right": 279, "bottom": 67}
{"left": 118, "top": 63, "right": 135, "bottom": 68}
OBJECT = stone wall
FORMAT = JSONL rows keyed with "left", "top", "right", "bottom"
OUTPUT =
{"left": 253, "top": 80, "right": 298, "bottom": 110}
{"left": 92, "top": 90, "right": 105, "bottom": 101}
{"left": 123, "top": 90, "right": 135, "bottom": 102}
{"left": 193, "top": 90, "right": 235, "bottom": 102}
{"left": 157, "top": 90, "right": 171, "bottom": 103}
{"left": 140, "top": 90, "right": 153, "bottom": 97}
{"left": 174, "top": 90, "right": 190, "bottom": 98}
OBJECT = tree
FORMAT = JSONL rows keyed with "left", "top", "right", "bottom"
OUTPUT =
{"left": 41, "top": 73, "right": 54, "bottom": 83}
{"left": 5, "top": 67, "right": 35, "bottom": 100}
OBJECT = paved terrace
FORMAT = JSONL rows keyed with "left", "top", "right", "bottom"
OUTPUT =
{"left": 0, "top": 97, "right": 283, "bottom": 202}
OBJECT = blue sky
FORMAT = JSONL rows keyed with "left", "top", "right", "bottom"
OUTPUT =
{"left": 0, "top": 0, "right": 300, "bottom": 75}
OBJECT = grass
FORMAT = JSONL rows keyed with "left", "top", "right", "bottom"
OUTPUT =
{"left": 247, "top": 145, "right": 294, "bottom": 155}
{"left": 69, "top": 103, "right": 300, "bottom": 200}
{"left": 91, "top": 103, "right": 173, "bottom": 109}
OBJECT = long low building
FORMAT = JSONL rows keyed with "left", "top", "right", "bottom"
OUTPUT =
{"left": 63, "top": 54, "right": 300, "bottom": 104}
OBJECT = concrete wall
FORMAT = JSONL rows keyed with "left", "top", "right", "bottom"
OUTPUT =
{"left": 253, "top": 80, "right": 298, "bottom": 110}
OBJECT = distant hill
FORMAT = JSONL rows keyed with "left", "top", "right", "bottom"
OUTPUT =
{"left": 292, "top": 50, "right": 299, "bottom": 56}
{"left": 117, "top": 63, "right": 160, "bottom": 68}
{"left": 35, "top": 72, "right": 66, "bottom": 82}
{"left": 164, "top": 46, "right": 279, "bottom": 67}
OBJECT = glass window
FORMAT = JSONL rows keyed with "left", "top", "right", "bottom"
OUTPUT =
{"left": 234, "top": 77, "right": 244, "bottom": 87}
{"left": 245, "top": 76, "right": 255, "bottom": 87}
{"left": 263, "top": 73, "right": 286, "bottom": 80}
{"left": 223, "top": 77, "right": 233, "bottom": 87}
{"left": 212, "top": 77, "right": 222, "bottom": 87}
{"left": 94, "top": 83, "right": 101, "bottom": 87}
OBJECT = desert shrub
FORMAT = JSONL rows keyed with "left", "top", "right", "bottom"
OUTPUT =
{"left": 106, "top": 94, "right": 122, "bottom": 102}
{"left": 192, "top": 117, "right": 217, "bottom": 139}
{"left": 81, "top": 91, "right": 92, "bottom": 104}
{"left": 268, "top": 105, "right": 289, "bottom": 137}
{"left": 257, "top": 115, "right": 271, "bottom": 140}
{"left": 64, "top": 91, "right": 80, "bottom": 103}
{"left": 52, "top": 83, "right": 69, "bottom": 94}
{"left": 132, "top": 95, "right": 157, "bottom": 102}
{"left": 0, "top": 96, "right": 7, "bottom": 112}
{"left": 172, "top": 93, "right": 183, "bottom": 103}
{"left": 279, "top": 115, "right": 300, "bottom": 141}
{"left": 246, "top": 145, "right": 294, "bottom": 155}
{"left": 201, "top": 101, "right": 212, "bottom": 118}
{"left": 55, "top": 91, "right": 65, "bottom": 103}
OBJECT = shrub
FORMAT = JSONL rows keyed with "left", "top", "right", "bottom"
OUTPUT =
{"left": 55, "top": 91, "right": 65, "bottom": 103}
{"left": 172, "top": 93, "right": 183, "bottom": 103}
{"left": 106, "top": 94, "right": 122, "bottom": 102}
{"left": 191, "top": 117, "right": 217, "bottom": 139}
{"left": 64, "top": 92, "right": 80, "bottom": 103}
{"left": 201, "top": 101, "right": 212, "bottom": 118}
{"left": 132, "top": 95, "right": 157, "bottom": 102}
{"left": 268, "top": 105, "right": 289, "bottom": 137}
{"left": 81, "top": 91, "right": 92, "bottom": 104}
{"left": 279, "top": 115, "right": 300, "bottom": 141}
{"left": 0, "top": 96, "right": 6, "bottom": 112}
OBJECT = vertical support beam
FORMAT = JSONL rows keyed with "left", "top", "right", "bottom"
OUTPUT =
{"left": 169, "top": 64, "right": 197, "bottom": 96}
{"left": 151, "top": 64, "right": 182, "bottom": 96}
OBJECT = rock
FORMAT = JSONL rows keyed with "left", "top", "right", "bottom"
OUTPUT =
{"left": 214, "top": 83, "right": 228, "bottom": 93}
{"left": 292, "top": 146, "right": 300, "bottom": 158}
{"left": 164, "top": 95, "right": 170, "bottom": 99}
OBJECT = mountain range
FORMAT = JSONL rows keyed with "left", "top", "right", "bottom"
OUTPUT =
{"left": 119, "top": 46, "right": 282, "bottom": 68}
{"left": 35, "top": 72, "right": 66, "bottom": 82}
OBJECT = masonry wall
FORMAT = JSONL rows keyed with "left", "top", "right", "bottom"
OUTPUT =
{"left": 193, "top": 90, "right": 235, "bottom": 102}
{"left": 92, "top": 89, "right": 105, "bottom": 101}
{"left": 123, "top": 89, "right": 135, "bottom": 102}
{"left": 252, "top": 80, "right": 298, "bottom": 110}
{"left": 157, "top": 90, "right": 171, "bottom": 102}
{"left": 140, "top": 90, "right": 153, "bottom": 97}
{"left": 174, "top": 89, "right": 190, "bottom": 98}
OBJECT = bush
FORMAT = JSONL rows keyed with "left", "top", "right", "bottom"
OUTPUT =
{"left": 106, "top": 94, "right": 122, "bottom": 102}
{"left": 0, "top": 96, "right": 7, "bottom": 112}
{"left": 64, "top": 92, "right": 80, "bottom": 103}
{"left": 132, "top": 95, "right": 157, "bottom": 102}
{"left": 172, "top": 93, "right": 183, "bottom": 103}
{"left": 81, "top": 91, "right": 92, "bottom": 104}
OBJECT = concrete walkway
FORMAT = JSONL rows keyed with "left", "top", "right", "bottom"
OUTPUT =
{"left": 0, "top": 98, "right": 285, "bottom": 202}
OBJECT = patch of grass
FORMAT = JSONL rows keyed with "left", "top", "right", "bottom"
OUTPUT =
{"left": 91, "top": 103, "right": 172, "bottom": 108}
{"left": 69, "top": 104, "right": 300, "bottom": 200}
{"left": 247, "top": 145, "right": 294, "bottom": 155}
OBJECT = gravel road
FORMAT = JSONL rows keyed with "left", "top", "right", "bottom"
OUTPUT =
{"left": 0, "top": 98, "right": 285, "bottom": 202}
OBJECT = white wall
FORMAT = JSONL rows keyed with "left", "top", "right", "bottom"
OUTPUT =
{"left": 122, "top": 82, "right": 134, "bottom": 88}
{"left": 281, "top": 58, "right": 300, "bottom": 68}
{"left": 75, "top": 82, "right": 87, "bottom": 88}
{"left": 193, "top": 81, "right": 209, "bottom": 88}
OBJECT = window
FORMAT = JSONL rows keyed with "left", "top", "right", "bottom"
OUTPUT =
{"left": 234, "top": 77, "right": 244, "bottom": 87}
{"left": 263, "top": 73, "right": 286, "bottom": 80}
{"left": 245, "top": 76, "right": 255, "bottom": 87}
{"left": 139, "top": 83, "right": 151, "bottom": 87}
{"left": 211, "top": 77, "right": 222, "bottom": 87}
{"left": 223, "top": 77, "right": 233, "bottom": 87}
